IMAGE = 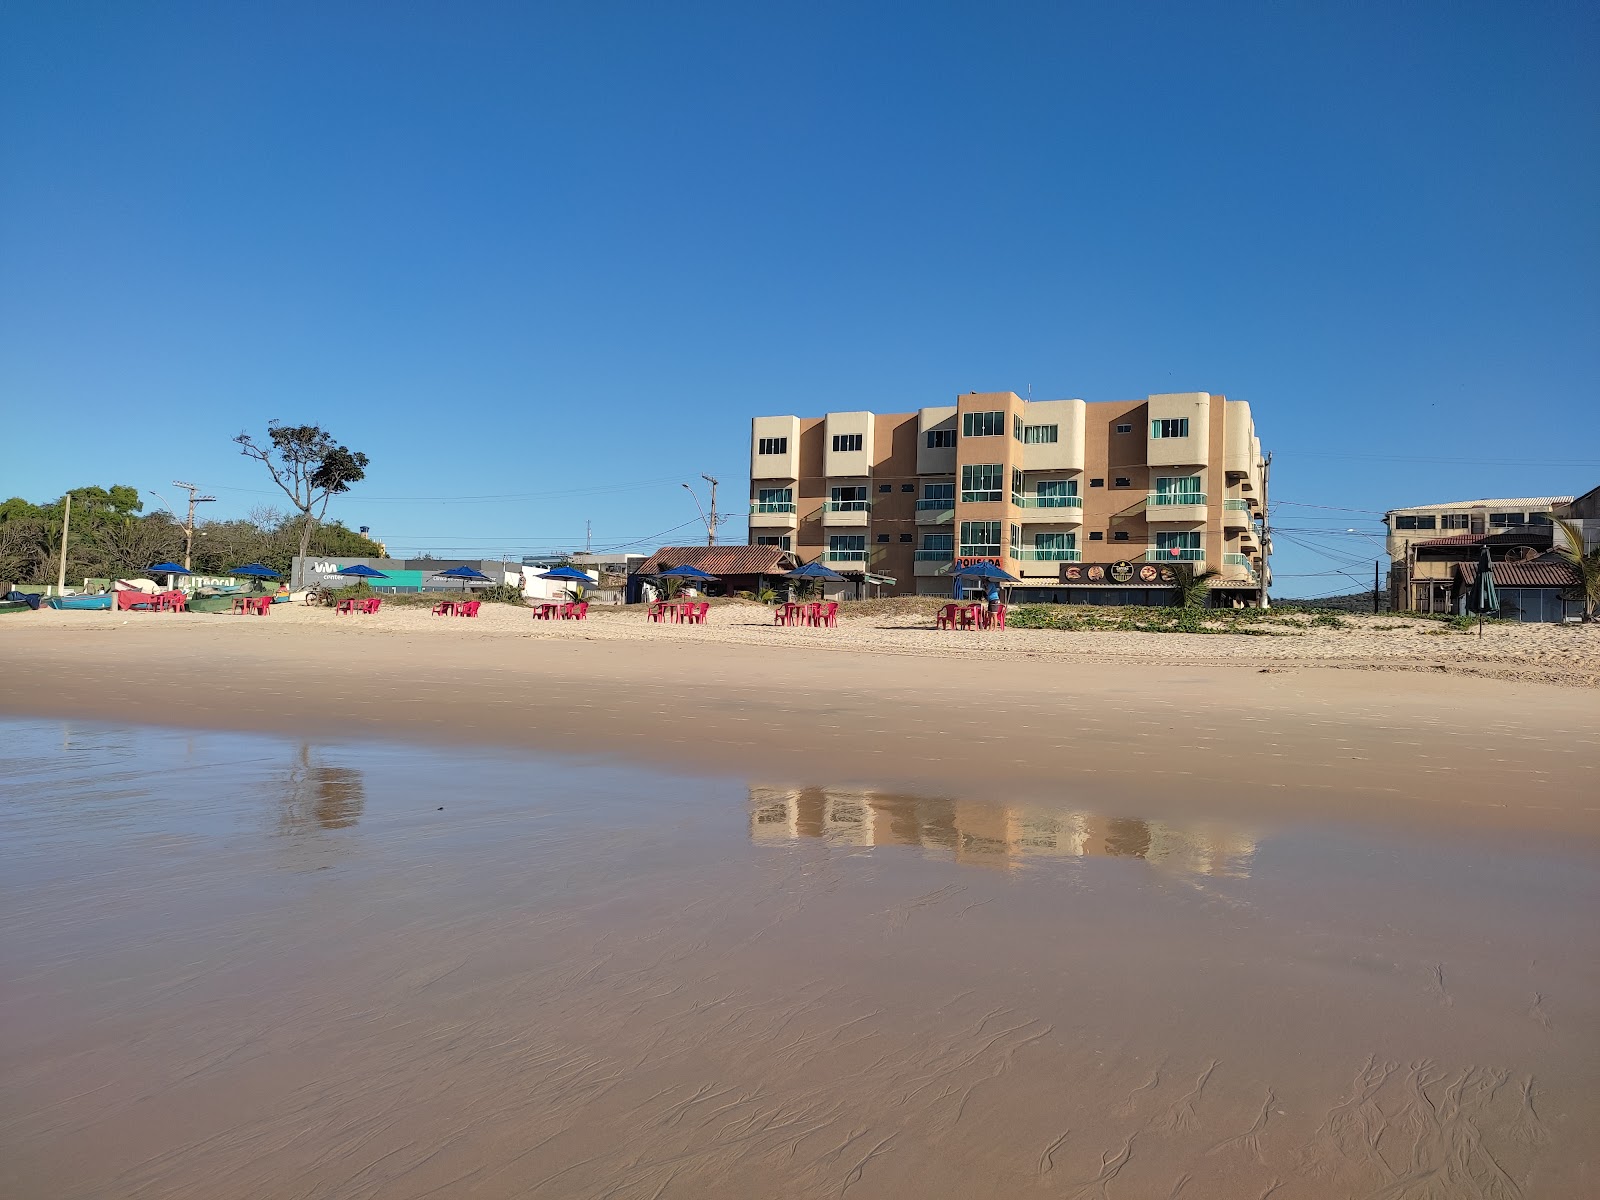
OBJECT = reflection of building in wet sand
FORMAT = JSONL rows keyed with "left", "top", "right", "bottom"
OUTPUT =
{"left": 749, "top": 785, "right": 1257, "bottom": 877}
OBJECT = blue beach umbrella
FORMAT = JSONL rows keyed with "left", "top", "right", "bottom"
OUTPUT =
{"left": 336, "top": 563, "right": 388, "bottom": 580}
{"left": 538, "top": 565, "right": 594, "bottom": 600}
{"left": 437, "top": 564, "right": 493, "bottom": 592}
{"left": 232, "top": 563, "right": 283, "bottom": 579}
{"left": 149, "top": 561, "right": 192, "bottom": 576}
{"left": 786, "top": 561, "right": 847, "bottom": 582}
{"left": 946, "top": 560, "right": 1018, "bottom": 600}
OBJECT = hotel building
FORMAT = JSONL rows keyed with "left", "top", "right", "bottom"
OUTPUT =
{"left": 748, "top": 391, "right": 1268, "bottom": 602}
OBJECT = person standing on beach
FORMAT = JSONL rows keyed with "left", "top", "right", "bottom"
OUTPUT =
{"left": 986, "top": 582, "right": 1000, "bottom": 619}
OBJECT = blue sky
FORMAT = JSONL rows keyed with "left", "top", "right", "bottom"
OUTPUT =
{"left": 3, "top": 2, "right": 1596, "bottom": 595}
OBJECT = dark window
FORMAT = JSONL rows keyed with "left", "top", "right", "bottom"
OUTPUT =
{"left": 1151, "top": 418, "right": 1190, "bottom": 439}
{"left": 926, "top": 428, "right": 956, "bottom": 449}
{"left": 1090, "top": 478, "right": 1104, "bottom": 488}
{"left": 1022, "top": 424, "right": 1059, "bottom": 444}
{"left": 756, "top": 436, "right": 788, "bottom": 455}
{"left": 831, "top": 433, "right": 863, "bottom": 453}
{"left": 898, "top": 533, "right": 913, "bottom": 543}
{"left": 1440, "top": 514, "right": 1470, "bottom": 530}
{"left": 1115, "top": 423, "right": 1132, "bottom": 434}
{"left": 878, "top": 483, "right": 892, "bottom": 493}
{"left": 1114, "top": 477, "right": 1131, "bottom": 488}
{"left": 1113, "top": 531, "right": 1129, "bottom": 542}
{"left": 1089, "top": 531, "right": 1104, "bottom": 541}
{"left": 876, "top": 533, "right": 890, "bottom": 543}
{"left": 961, "top": 411, "right": 1005, "bottom": 437}
{"left": 1395, "top": 515, "right": 1436, "bottom": 531}
{"left": 900, "top": 483, "right": 915, "bottom": 492}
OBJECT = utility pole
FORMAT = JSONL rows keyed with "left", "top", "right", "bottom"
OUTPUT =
{"left": 56, "top": 492, "right": 72, "bottom": 594}
{"left": 1374, "top": 560, "right": 1380, "bottom": 614}
{"left": 586, "top": 519, "right": 592, "bottom": 554}
{"left": 702, "top": 474, "right": 719, "bottom": 546}
{"left": 1256, "top": 452, "right": 1271, "bottom": 609}
{"left": 172, "top": 480, "right": 216, "bottom": 570}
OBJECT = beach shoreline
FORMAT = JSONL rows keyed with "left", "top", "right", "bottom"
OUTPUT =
{"left": 4, "top": 604, "right": 1597, "bottom": 841}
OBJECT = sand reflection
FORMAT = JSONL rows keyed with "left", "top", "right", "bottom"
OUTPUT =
{"left": 278, "top": 744, "right": 366, "bottom": 833}
{"left": 749, "top": 784, "right": 1257, "bottom": 877}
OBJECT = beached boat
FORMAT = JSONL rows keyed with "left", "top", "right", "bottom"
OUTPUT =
{"left": 45, "top": 594, "right": 114, "bottom": 611}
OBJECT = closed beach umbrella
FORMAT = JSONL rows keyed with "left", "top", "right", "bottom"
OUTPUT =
{"left": 1467, "top": 544, "right": 1499, "bottom": 638}
{"left": 437, "top": 564, "right": 493, "bottom": 592}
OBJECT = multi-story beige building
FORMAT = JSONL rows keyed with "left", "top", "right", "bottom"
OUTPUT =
{"left": 1383, "top": 495, "right": 1573, "bottom": 611}
{"left": 748, "top": 391, "right": 1267, "bottom": 602}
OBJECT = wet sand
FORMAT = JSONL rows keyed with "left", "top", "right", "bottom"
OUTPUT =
{"left": 2, "top": 722, "right": 1596, "bottom": 1199}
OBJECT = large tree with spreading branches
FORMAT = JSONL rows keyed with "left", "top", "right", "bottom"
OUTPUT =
{"left": 234, "top": 423, "right": 369, "bottom": 587}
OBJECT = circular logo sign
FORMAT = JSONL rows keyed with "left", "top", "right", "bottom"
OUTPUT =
{"left": 1138, "top": 564, "right": 1158, "bottom": 582}
{"left": 1109, "top": 560, "right": 1134, "bottom": 583}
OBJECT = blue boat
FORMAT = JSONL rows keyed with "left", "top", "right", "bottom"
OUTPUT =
{"left": 46, "top": 594, "right": 114, "bottom": 610}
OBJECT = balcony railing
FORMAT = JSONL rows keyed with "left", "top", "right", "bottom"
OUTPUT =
{"left": 822, "top": 500, "right": 870, "bottom": 512}
{"left": 824, "top": 550, "right": 867, "bottom": 562}
{"left": 1223, "top": 553, "right": 1256, "bottom": 571}
{"left": 1145, "top": 547, "right": 1204, "bottom": 562}
{"left": 1010, "top": 494, "right": 1083, "bottom": 508}
{"left": 750, "top": 501, "right": 795, "bottom": 514}
{"left": 915, "top": 498, "right": 956, "bottom": 511}
{"left": 913, "top": 549, "right": 953, "bottom": 561}
{"left": 1148, "top": 491, "right": 1206, "bottom": 506}
{"left": 1223, "top": 499, "right": 1250, "bottom": 511}
{"left": 1014, "top": 548, "right": 1083, "bottom": 561}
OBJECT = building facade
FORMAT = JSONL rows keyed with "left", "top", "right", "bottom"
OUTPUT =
{"left": 1382, "top": 495, "right": 1574, "bottom": 611}
{"left": 748, "top": 391, "right": 1267, "bottom": 602}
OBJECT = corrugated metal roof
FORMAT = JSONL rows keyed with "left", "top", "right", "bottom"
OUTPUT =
{"left": 1458, "top": 560, "right": 1580, "bottom": 588}
{"left": 1389, "top": 496, "right": 1573, "bottom": 514}
{"left": 635, "top": 545, "right": 798, "bottom": 576}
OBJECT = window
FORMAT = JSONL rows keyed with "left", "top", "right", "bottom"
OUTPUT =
{"left": 755, "top": 535, "right": 792, "bottom": 550}
{"left": 1155, "top": 531, "right": 1202, "bottom": 557}
{"left": 1009, "top": 523, "right": 1021, "bottom": 554}
{"left": 876, "top": 533, "right": 890, "bottom": 543}
{"left": 962, "top": 411, "right": 1005, "bottom": 437}
{"left": 1152, "top": 476, "right": 1203, "bottom": 504}
{"left": 1395, "top": 514, "right": 1436, "bottom": 531}
{"left": 831, "top": 433, "right": 863, "bottom": 453}
{"left": 828, "top": 485, "right": 868, "bottom": 511}
{"left": 961, "top": 464, "right": 1003, "bottom": 502}
{"left": 921, "top": 483, "right": 955, "bottom": 504}
{"left": 754, "top": 487, "right": 793, "bottom": 513}
{"left": 922, "top": 533, "right": 953, "bottom": 552}
{"left": 898, "top": 533, "right": 913, "bottom": 543}
{"left": 959, "top": 520, "right": 1001, "bottom": 556}
{"left": 1013, "top": 415, "right": 1024, "bottom": 441}
{"left": 1489, "top": 512, "right": 1524, "bottom": 527}
{"left": 1439, "top": 513, "right": 1470, "bottom": 530}
{"left": 1034, "top": 532, "right": 1075, "bottom": 550}
{"left": 1115, "top": 423, "right": 1133, "bottom": 434}
{"left": 1012, "top": 468, "right": 1025, "bottom": 496}
{"left": 1114, "top": 477, "right": 1131, "bottom": 488}
{"left": 1151, "top": 418, "right": 1190, "bottom": 439}
{"left": 1528, "top": 512, "right": 1551, "bottom": 525}
{"left": 756, "top": 437, "right": 788, "bottom": 455}
{"left": 1090, "top": 478, "right": 1104, "bottom": 487}
{"left": 926, "top": 428, "right": 956, "bottom": 449}
{"left": 827, "top": 534, "right": 866, "bottom": 561}
{"left": 878, "top": 483, "right": 892, "bottom": 493}
{"left": 900, "top": 483, "right": 915, "bottom": 492}
{"left": 1089, "top": 531, "right": 1104, "bottom": 541}
{"left": 1036, "top": 479, "right": 1079, "bottom": 499}
{"left": 1113, "top": 531, "right": 1129, "bottom": 542}
{"left": 1022, "top": 424, "right": 1059, "bottom": 444}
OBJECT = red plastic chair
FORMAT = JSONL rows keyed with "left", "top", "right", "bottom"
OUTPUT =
{"left": 432, "top": 601, "right": 453, "bottom": 616}
{"left": 570, "top": 601, "right": 588, "bottom": 621}
{"left": 361, "top": 597, "right": 382, "bottom": 614}
{"left": 686, "top": 602, "right": 709, "bottom": 625}
{"left": 460, "top": 600, "right": 481, "bottom": 617}
{"left": 936, "top": 604, "right": 957, "bottom": 630}
{"left": 820, "top": 601, "right": 838, "bottom": 628}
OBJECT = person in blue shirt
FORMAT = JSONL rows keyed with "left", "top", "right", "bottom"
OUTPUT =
{"left": 986, "top": 582, "right": 1000, "bottom": 617}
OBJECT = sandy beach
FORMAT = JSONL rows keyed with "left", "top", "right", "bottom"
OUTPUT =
{"left": 4, "top": 603, "right": 1599, "bottom": 1198}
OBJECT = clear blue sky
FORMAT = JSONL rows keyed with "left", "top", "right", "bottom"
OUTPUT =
{"left": 3, "top": 2, "right": 1596, "bottom": 595}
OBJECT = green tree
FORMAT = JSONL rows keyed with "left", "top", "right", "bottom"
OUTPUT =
{"left": 234, "top": 423, "right": 370, "bottom": 586}
{"left": 1552, "top": 517, "right": 1600, "bottom": 621}
{"left": 1171, "top": 564, "right": 1221, "bottom": 609}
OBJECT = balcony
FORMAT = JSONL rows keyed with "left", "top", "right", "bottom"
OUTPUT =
{"left": 913, "top": 549, "right": 953, "bottom": 578}
{"left": 1013, "top": 494, "right": 1084, "bottom": 524}
{"left": 1145, "top": 492, "right": 1208, "bottom": 523}
{"left": 915, "top": 498, "right": 955, "bottom": 525}
{"left": 749, "top": 501, "right": 798, "bottom": 529}
{"left": 1145, "top": 548, "right": 1204, "bottom": 562}
{"left": 823, "top": 549, "right": 867, "bottom": 563}
{"left": 1222, "top": 497, "right": 1251, "bottom": 530}
{"left": 1223, "top": 553, "right": 1257, "bottom": 577}
{"left": 821, "top": 500, "right": 870, "bottom": 528}
{"left": 1013, "top": 548, "right": 1083, "bottom": 561}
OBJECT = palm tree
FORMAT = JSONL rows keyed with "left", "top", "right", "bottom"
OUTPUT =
{"left": 1171, "top": 563, "right": 1220, "bottom": 609}
{"left": 1551, "top": 517, "right": 1600, "bottom": 621}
